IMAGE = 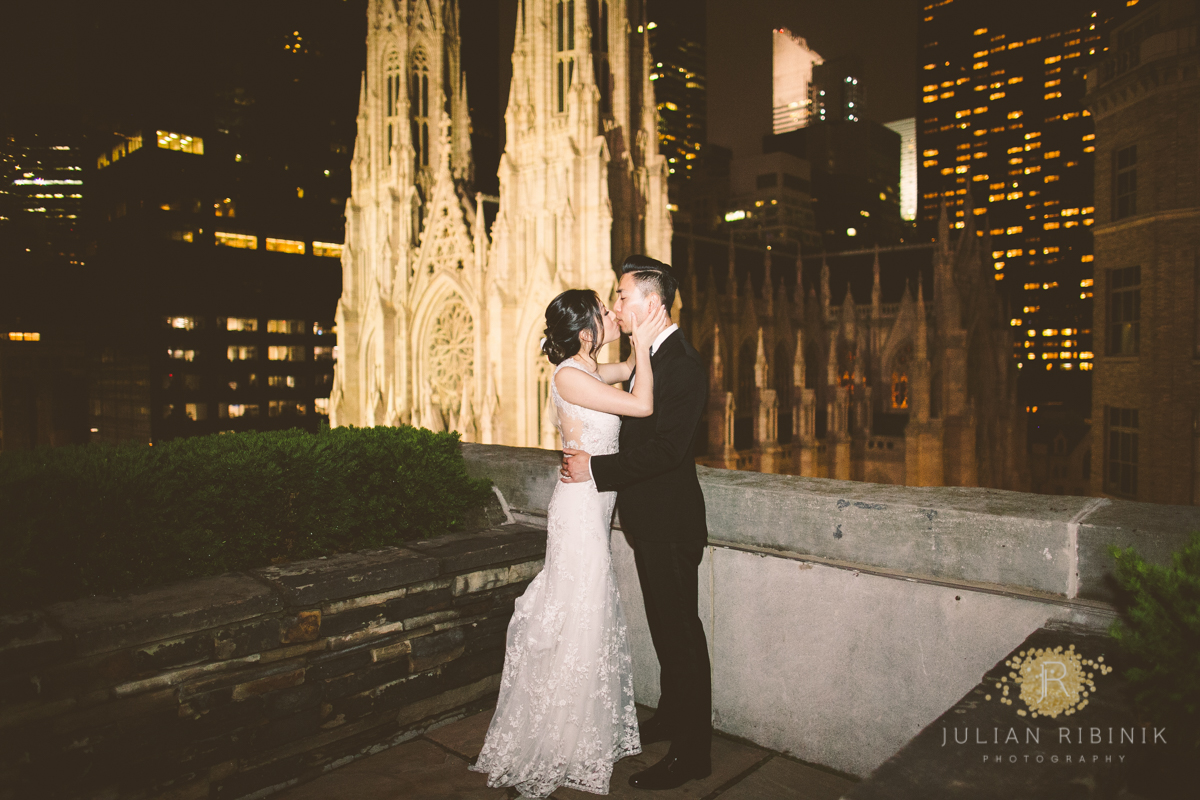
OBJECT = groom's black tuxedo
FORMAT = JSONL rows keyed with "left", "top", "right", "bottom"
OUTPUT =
{"left": 591, "top": 329, "right": 708, "bottom": 542}
{"left": 590, "top": 327, "right": 712, "bottom": 765}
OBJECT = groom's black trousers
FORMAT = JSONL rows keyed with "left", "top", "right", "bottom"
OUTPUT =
{"left": 630, "top": 536, "right": 712, "bottom": 761}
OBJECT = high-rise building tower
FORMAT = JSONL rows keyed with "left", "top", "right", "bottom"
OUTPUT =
{"left": 647, "top": 15, "right": 706, "bottom": 195}
{"left": 917, "top": 0, "right": 1127, "bottom": 412}
{"left": 810, "top": 57, "right": 865, "bottom": 124}
{"left": 885, "top": 117, "right": 918, "bottom": 224}
{"left": 772, "top": 29, "right": 823, "bottom": 134}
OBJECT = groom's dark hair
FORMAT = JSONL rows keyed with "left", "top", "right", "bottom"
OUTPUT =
{"left": 621, "top": 254, "right": 677, "bottom": 312}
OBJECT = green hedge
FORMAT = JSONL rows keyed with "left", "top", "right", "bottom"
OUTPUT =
{"left": 0, "top": 425, "right": 493, "bottom": 612}
{"left": 1110, "top": 531, "right": 1200, "bottom": 754}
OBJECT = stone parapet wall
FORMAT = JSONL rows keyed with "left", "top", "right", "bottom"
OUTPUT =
{"left": 0, "top": 520, "right": 544, "bottom": 800}
{"left": 461, "top": 443, "right": 1199, "bottom": 602}
{"left": 460, "top": 443, "right": 1199, "bottom": 778}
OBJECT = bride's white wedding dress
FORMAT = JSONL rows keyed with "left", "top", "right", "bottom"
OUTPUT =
{"left": 469, "top": 358, "right": 641, "bottom": 797}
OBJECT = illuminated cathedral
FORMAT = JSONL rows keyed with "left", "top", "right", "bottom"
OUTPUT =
{"left": 330, "top": 0, "right": 670, "bottom": 447}
{"left": 331, "top": 0, "right": 1025, "bottom": 490}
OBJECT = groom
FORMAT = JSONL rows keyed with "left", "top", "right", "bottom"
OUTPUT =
{"left": 561, "top": 254, "right": 712, "bottom": 790}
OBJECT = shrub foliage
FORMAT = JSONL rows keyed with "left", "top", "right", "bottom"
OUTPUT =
{"left": 1109, "top": 531, "right": 1200, "bottom": 752}
{"left": 0, "top": 425, "right": 493, "bottom": 611}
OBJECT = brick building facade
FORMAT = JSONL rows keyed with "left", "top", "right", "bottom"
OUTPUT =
{"left": 1084, "top": 0, "right": 1200, "bottom": 504}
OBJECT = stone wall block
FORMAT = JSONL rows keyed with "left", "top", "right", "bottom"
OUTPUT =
{"left": 323, "top": 658, "right": 410, "bottom": 701}
{"left": 0, "top": 612, "right": 64, "bottom": 675}
{"left": 394, "top": 673, "right": 501, "bottom": 728}
{"left": 134, "top": 631, "right": 214, "bottom": 673}
{"left": 452, "top": 559, "right": 544, "bottom": 596}
{"left": 253, "top": 548, "right": 438, "bottom": 606}
{"left": 407, "top": 628, "right": 465, "bottom": 674}
{"left": 318, "top": 606, "right": 385, "bottom": 638}
{"left": 406, "top": 523, "right": 548, "bottom": 573}
{"left": 212, "top": 617, "right": 283, "bottom": 661}
{"left": 304, "top": 640, "right": 383, "bottom": 682}
{"left": 279, "top": 610, "right": 321, "bottom": 644}
{"left": 46, "top": 573, "right": 282, "bottom": 658}
{"left": 321, "top": 587, "right": 407, "bottom": 616}
{"left": 439, "top": 647, "right": 506, "bottom": 692}
{"left": 231, "top": 667, "right": 305, "bottom": 702}
{"left": 373, "top": 670, "right": 440, "bottom": 713}
{"left": 179, "top": 658, "right": 308, "bottom": 702}
{"left": 370, "top": 640, "right": 411, "bottom": 664}
{"left": 382, "top": 586, "right": 453, "bottom": 622}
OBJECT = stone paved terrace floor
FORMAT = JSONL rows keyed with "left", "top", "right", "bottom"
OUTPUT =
{"left": 274, "top": 705, "right": 857, "bottom": 800}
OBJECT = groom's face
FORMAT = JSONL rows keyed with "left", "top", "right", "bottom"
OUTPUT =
{"left": 613, "top": 273, "right": 657, "bottom": 335}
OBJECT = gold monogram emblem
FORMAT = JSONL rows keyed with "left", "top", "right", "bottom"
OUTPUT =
{"left": 984, "top": 644, "right": 1113, "bottom": 718}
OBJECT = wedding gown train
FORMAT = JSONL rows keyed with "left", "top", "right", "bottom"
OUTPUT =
{"left": 469, "top": 358, "right": 641, "bottom": 797}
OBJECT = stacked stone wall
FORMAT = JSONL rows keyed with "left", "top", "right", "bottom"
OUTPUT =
{"left": 0, "top": 522, "right": 544, "bottom": 799}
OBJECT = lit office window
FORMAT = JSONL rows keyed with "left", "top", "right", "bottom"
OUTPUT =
{"left": 266, "top": 238, "right": 305, "bottom": 254}
{"left": 268, "top": 375, "right": 298, "bottom": 388}
{"left": 215, "top": 232, "right": 257, "bottom": 249}
{"left": 167, "top": 349, "right": 197, "bottom": 361}
{"left": 165, "top": 316, "right": 201, "bottom": 330}
{"left": 215, "top": 197, "right": 235, "bottom": 217}
{"left": 7, "top": 331, "right": 41, "bottom": 341}
{"left": 312, "top": 241, "right": 343, "bottom": 258}
{"left": 314, "top": 397, "right": 329, "bottom": 415}
{"left": 313, "top": 346, "right": 334, "bottom": 361}
{"left": 222, "top": 403, "right": 260, "bottom": 418}
{"left": 269, "top": 400, "right": 307, "bottom": 417}
{"left": 156, "top": 130, "right": 204, "bottom": 155}
{"left": 267, "top": 319, "right": 306, "bottom": 334}
{"left": 268, "top": 345, "right": 306, "bottom": 361}
{"left": 226, "top": 317, "right": 258, "bottom": 332}
{"left": 313, "top": 322, "right": 336, "bottom": 336}
{"left": 227, "top": 345, "right": 258, "bottom": 361}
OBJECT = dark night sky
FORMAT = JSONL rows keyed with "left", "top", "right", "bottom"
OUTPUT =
{"left": 0, "top": 1, "right": 918, "bottom": 194}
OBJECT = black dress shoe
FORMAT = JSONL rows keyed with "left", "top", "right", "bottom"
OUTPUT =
{"left": 638, "top": 715, "right": 673, "bottom": 745}
{"left": 628, "top": 753, "right": 712, "bottom": 790}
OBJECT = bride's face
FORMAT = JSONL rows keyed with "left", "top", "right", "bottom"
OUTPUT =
{"left": 597, "top": 301, "right": 620, "bottom": 346}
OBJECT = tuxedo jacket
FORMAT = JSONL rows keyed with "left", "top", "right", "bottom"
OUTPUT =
{"left": 590, "top": 329, "right": 709, "bottom": 544}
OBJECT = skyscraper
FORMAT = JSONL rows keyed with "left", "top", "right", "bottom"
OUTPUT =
{"left": 885, "top": 117, "right": 918, "bottom": 224}
{"left": 809, "top": 57, "right": 864, "bottom": 124}
{"left": 647, "top": 16, "right": 706, "bottom": 197}
{"left": 917, "top": 0, "right": 1127, "bottom": 412}
{"left": 772, "top": 28, "right": 823, "bottom": 134}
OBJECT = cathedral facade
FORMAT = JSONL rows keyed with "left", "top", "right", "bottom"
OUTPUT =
{"left": 330, "top": 0, "right": 670, "bottom": 447}
{"left": 331, "top": 1, "right": 1025, "bottom": 491}
{"left": 682, "top": 204, "right": 1028, "bottom": 490}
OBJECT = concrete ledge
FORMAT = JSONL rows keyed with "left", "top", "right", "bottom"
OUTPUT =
{"left": 462, "top": 443, "right": 1200, "bottom": 600}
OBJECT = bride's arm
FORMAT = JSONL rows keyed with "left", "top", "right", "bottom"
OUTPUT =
{"left": 595, "top": 351, "right": 635, "bottom": 385}
{"left": 555, "top": 364, "right": 652, "bottom": 417}
{"left": 556, "top": 304, "right": 667, "bottom": 417}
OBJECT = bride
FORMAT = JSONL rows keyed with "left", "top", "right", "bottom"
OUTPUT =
{"left": 469, "top": 288, "right": 669, "bottom": 797}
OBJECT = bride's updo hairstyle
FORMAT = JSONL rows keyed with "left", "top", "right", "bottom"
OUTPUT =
{"left": 542, "top": 289, "right": 604, "bottom": 365}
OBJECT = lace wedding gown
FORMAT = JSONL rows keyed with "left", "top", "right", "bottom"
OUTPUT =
{"left": 469, "top": 358, "right": 641, "bottom": 797}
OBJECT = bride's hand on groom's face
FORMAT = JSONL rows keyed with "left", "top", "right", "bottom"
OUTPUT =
{"left": 631, "top": 303, "right": 669, "bottom": 351}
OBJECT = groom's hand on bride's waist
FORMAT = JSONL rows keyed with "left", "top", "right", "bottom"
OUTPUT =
{"left": 561, "top": 448, "right": 592, "bottom": 483}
